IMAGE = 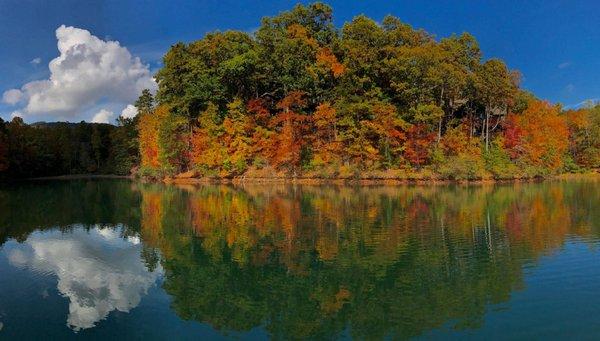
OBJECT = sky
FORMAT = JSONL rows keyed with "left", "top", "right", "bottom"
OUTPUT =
{"left": 1, "top": 0, "right": 600, "bottom": 123}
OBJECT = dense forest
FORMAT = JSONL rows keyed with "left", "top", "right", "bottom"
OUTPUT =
{"left": 1, "top": 2, "right": 600, "bottom": 181}
{"left": 0, "top": 116, "right": 138, "bottom": 179}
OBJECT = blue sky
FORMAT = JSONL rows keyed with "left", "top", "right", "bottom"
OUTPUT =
{"left": 1, "top": 0, "right": 599, "bottom": 122}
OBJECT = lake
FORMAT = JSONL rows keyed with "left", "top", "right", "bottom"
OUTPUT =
{"left": 0, "top": 178, "right": 599, "bottom": 339}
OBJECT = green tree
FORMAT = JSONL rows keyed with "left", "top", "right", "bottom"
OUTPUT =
{"left": 135, "top": 89, "right": 155, "bottom": 115}
{"left": 158, "top": 110, "right": 189, "bottom": 175}
{"left": 473, "top": 59, "right": 516, "bottom": 151}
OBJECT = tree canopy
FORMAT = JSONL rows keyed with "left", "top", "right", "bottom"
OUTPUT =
{"left": 134, "top": 2, "right": 599, "bottom": 180}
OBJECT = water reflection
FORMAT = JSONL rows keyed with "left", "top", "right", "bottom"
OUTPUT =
{"left": 6, "top": 225, "right": 162, "bottom": 331}
{"left": 137, "top": 180, "right": 600, "bottom": 339}
{"left": 0, "top": 178, "right": 599, "bottom": 338}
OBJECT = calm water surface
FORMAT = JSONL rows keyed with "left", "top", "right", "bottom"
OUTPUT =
{"left": 0, "top": 179, "right": 599, "bottom": 340}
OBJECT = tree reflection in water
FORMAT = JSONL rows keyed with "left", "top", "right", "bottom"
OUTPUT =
{"left": 0, "top": 178, "right": 599, "bottom": 338}
{"left": 138, "top": 179, "right": 600, "bottom": 339}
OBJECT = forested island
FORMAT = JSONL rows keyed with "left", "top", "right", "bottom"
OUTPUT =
{"left": 1, "top": 2, "right": 599, "bottom": 182}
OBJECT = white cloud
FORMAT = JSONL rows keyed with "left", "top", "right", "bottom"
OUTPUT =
{"left": 91, "top": 109, "right": 114, "bottom": 124}
{"left": 7, "top": 226, "right": 162, "bottom": 331}
{"left": 30, "top": 57, "right": 42, "bottom": 65}
{"left": 558, "top": 61, "right": 571, "bottom": 69}
{"left": 2, "top": 89, "right": 23, "bottom": 105}
{"left": 2, "top": 25, "right": 156, "bottom": 120}
{"left": 10, "top": 111, "right": 23, "bottom": 119}
{"left": 564, "top": 98, "right": 599, "bottom": 110}
{"left": 565, "top": 84, "right": 575, "bottom": 93}
{"left": 120, "top": 104, "right": 138, "bottom": 119}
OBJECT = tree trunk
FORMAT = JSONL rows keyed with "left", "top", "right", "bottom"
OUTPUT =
{"left": 485, "top": 108, "right": 490, "bottom": 151}
{"left": 187, "top": 121, "right": 193, "bottom": 171}
{"left": 469, "top": 110, "right": 474, "bottom": 139}
{"left": 437, "top": 87, "right": 444, "bottom": 143}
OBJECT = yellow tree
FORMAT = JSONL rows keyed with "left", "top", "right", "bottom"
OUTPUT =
{"left": 363, "top": 102, "right": 408, "bottom": 168}
{"left": 138, "top": 106, "right": 165, "bottom": 170}
{"left": 312, "top": 102, "right": 342, "bottom": 166}
{"left": 222, "top": 99, "right": 253, "bottom": 174}
{"left": 190, "top": 103, "right": 226, "bottom": 171}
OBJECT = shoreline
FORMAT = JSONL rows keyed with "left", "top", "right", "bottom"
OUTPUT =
{"left": 162, "top": 171, "right": 600, "bottom": 186}
{"left": 6, "top": 171, "right": 597, "bottom": 186}
{"left": 26, "top": 174, "right": 133, "bottom": 181}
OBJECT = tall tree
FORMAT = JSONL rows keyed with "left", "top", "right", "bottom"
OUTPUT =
{"left": 473, "top": 59, "right": 516, "bottom": 151}
{"left": 135, "top": 89, "right": 156, "bottom": 115}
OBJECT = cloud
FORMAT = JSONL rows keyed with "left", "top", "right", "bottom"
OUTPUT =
{"left": 564, "top": 98, "right": 599, "bottom": 110}
{"left": 30, "top": 57, "right": 42, "bottom": 65}
{"left": 565, "top": 84, "right": 575, "bottom": 93}
{"left": 558, "top": 61, "right": 571, "bottom": 69}
{"left": 2, "top": 89, "right": 23, "bottom": 105}
{"left": 120, "top": 104, "right": 138, "bottom": 119}
{"left": 10, "top": 111, "right": 23, "bottom": 119}
{"left": 2, "top": 25, "right": 156, "bottom": 120}
{"left": 91, "top": 109, "right": 114, "bottom": 124}
{"left": 7, "top": 226, "right": 162, "bottom": 331}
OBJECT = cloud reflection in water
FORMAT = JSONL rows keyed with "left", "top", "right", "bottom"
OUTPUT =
{"left": 7, "top": 225, "right": 162, "bottom": 330}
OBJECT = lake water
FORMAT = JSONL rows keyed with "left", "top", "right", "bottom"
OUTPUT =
{"left": 0, "top": 178, "right": 599, "bottom": 340}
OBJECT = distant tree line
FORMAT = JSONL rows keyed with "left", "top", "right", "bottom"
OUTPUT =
{"left": 0, "top": 116, "right": 138, "bottom": 179}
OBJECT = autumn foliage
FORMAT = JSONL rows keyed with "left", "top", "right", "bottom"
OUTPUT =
{"left": 130, "top": 2, "right": 600, "bottom": 181}
{"left": 503, "top": 101, "right": 569, "bottom": 171}
{"left": 138, "top": 106, "right": 163, "bottom": 170}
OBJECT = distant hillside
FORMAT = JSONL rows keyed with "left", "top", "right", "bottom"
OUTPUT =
{"left": 29, "top": 121, "right": 114, "bottom": 128}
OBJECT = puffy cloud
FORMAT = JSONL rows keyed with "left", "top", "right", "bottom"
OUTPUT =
{"left": 7, "top": 225, "right": 162, "bottom": 331}
{"left": 120, "top": 104, "right": 138, "bottom": 119}
{"left": 2, "top": 89, "right": 23, "bottom": 105}
{"left": 30, "top": 57, "right": 42, "bottom": 65}
{"left": 2, "top": 25, "right": 156, "bottom": 120}
{"left": 91, "top": 109, "right": 114, "bottom": 124}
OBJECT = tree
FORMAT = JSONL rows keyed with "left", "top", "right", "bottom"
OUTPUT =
{"left": 0, "top": 119, "right": 8, "bottom": 174}
{"left": 138, "top": 107, "right": 162, "bottom": 171}
{"left": 269, "top": 91, "right": 311, "bottom": 172}
{"left": 190, "top": 103, "right": 226, "bottom": 172}
{"left": 335, "top": 100, "right": 383, "bottom": 168}
{"left": 311, "top": 102, "right": 342, "bottom": 166}
{"left": 135, "top": 89, "right": 155, "bottom": 115}
{"left": 222, "top": 99, "right": 253, "bottom": 174}
{"left": 363, "top": 102, "right": 407, "bottom": 168}
{"left": 109, "top": 115, "right": 140, "bottom": 175}
{"left": 404, "top": 124, "right": 435, "bottom": 168}
{"left": 91, "top": 125, "right": 103, "bottom": 171}
{"left": 339, "top": 15, "right": 387, "bottom": 99}
{"left": 503, "top": 100, "right": 569, "bottom": 171}
{"left": 565, "top": 107, "right": 600, "bottom": 168}
{"left": 158, "top": 108, "right": 189, "bottom": 175}
{"left": 473, "top": 59, "right": 516, "bottom": 151}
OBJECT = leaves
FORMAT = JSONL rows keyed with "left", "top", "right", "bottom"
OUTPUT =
{"left": 503, "top": 100, "right": 569, "bottom": 171}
